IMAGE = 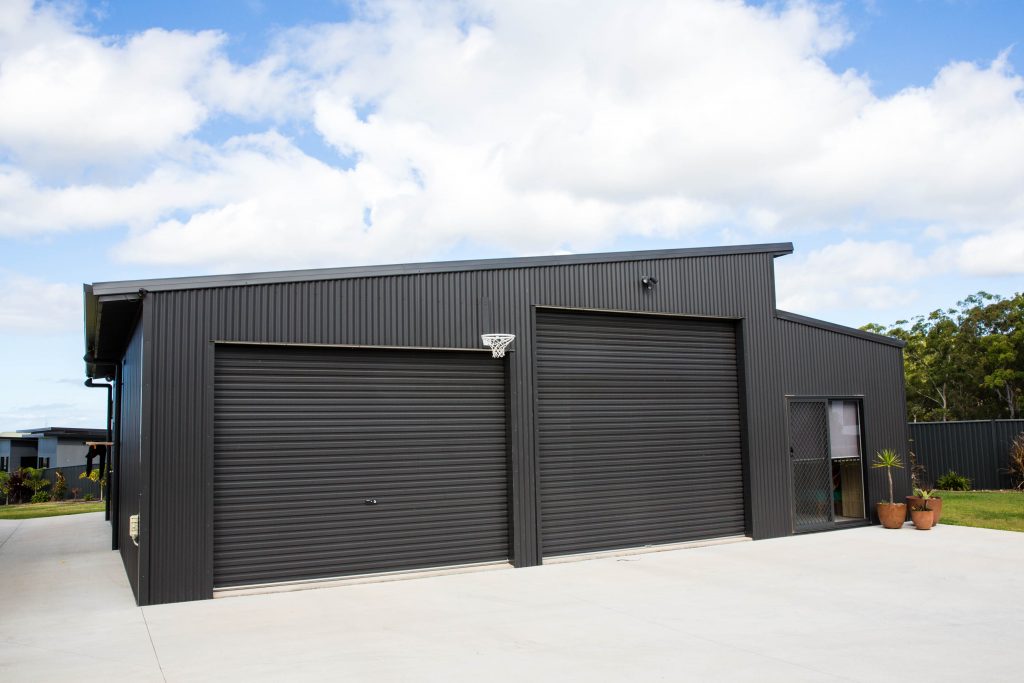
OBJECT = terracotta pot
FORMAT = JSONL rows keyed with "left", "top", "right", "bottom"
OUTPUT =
{"left": 905, "top": 496, "right": 943, "bottom": 524}
{"left": 910, "top": 508, "right": 935, "bottom": 530}
{"left": 876, "top": 502, "right": 907, "bottom": 529}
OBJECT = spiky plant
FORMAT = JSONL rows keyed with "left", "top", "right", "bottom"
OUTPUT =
{"left": 872, "top": 449, "right": 904, "bottom": 505}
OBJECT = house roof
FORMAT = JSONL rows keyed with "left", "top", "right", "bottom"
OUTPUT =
{"left": 1, "top": 428, "right": 107, "bottom": 441}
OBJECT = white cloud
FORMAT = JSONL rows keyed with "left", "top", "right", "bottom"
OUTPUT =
{"left": 0, "top": 0, "right": 1022, "bottom": 274}
{"left": 0, "top": 0, "right": 305, "bottom": 174}
{"left": 958, "top": 226, "right": 1024, "bottom": 276}
{"left": 775, "top": 240, "right": 931, "bottom": 314}
{"left": 0, "top": 271, "right": 81, "bottom": 333}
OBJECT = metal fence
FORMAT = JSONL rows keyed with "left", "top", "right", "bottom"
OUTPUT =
{"left": 909, "top": 420, "right": 1024, "bottom": 490}
{"left": 41, "top": 464, "right": 105, "bottom": 501}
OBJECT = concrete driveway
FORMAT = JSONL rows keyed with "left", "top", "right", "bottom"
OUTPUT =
{"left": 1, "top": 513, "right": 1021, "bottom": 682}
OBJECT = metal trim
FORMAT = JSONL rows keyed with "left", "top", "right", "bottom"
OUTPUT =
{"left": 212, "top": 340, "right": 495, "bottom": 354}
{"left": 90, "top": 243, "right": 795, "bottom": 296}
{"left": 536, "top": 304, "right": 742, "bottom": 321}
{"left": 775, "top": 309, "right": 905, "bottom": 348}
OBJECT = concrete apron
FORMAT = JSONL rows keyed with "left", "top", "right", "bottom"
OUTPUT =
{"left": 214, "top": 535, "right": 751, "bottom": 599}
{"left": 3, "top": 512, "right": 1023, "bottom": 682}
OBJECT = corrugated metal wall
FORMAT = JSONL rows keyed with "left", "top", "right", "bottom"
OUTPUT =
{"left": 775, "top": 317, "right": 911, "bottom": 521}
{"left": 117, "top": 317, "right": 144, "bottom": 602}
{"left": 133, "top": 251, "right": 906, "bottom": 604}
{"left": 909, "top": 420, "right": 1024, "bottom": 490}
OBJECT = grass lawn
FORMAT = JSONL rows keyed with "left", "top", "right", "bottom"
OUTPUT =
{"left": 0, "top": 501, "right": 105, "bottom": 520}
{"left": 938, "top": 490, "right": 1024, "bottom": 532}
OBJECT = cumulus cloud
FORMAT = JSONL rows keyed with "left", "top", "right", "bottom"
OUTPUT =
{"left": 958, "top": 226, "right": 1024, "bottom": 276}
{"left": 0, "top": 0, "right": 305, "bottom": 174}
{"left": 775, "top": 240, "right": 931, "bottom": 314}
{"left": 0, "top": 0, "right": 1022, "bottom": 274}
{"left": 0, "top": 271, "right": 81, "bottom": 333}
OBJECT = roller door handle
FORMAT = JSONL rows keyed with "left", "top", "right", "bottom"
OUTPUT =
{"left": 364, "top": 498, "right": 378, "bottom": 505}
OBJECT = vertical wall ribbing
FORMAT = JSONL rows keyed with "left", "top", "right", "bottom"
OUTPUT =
{"left": 140, "top": 252, "right": 906, "bottom": 603}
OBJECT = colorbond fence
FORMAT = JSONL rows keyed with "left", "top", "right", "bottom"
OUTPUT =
{"left": 41, "top": 464, "right": 104, "bottom": 501}
{"left": 908, "top": 420, "right": 1024, "bottom": 490}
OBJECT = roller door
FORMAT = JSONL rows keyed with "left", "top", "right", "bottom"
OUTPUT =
{"left": 536, "top": 309, "right": 745, "bottom": 556}
{"left": 213, "top": 345, "right": 509, "bottom": 588}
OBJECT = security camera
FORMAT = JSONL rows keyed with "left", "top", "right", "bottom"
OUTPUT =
{"left": 641, "top": 276, "right": 658, "bottom": 289}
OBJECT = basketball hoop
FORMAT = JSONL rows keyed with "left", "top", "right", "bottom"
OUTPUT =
{"left": 481, "top": 333, "right": 515, "bottom": 358}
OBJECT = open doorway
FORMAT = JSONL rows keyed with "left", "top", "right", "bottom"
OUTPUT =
{"left": 829, "top": 400, "right": 865, "bottom": 523}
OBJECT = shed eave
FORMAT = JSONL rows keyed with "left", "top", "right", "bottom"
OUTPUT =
{"left": 89, "top": 242, "right": 794, "bottom": 297}
{"left": 774, "top": 309, "right": 906, "bottom": 348}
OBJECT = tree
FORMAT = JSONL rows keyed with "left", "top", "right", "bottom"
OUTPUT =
{"left": 865, "top": 291, "right": 1024, "bottom": 421}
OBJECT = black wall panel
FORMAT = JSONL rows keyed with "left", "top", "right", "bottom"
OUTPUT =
{"left": 100, "top": 247, "right": 908, "bottom": 604}
{"left": 776, "top": 317, "right": 911, "bottom": 520}
{"left": 117, "top": 317, "right": 144, "bottom": 602}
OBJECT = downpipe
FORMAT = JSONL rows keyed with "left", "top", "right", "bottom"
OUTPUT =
{"left": 84, "top": 378, "right": 113, "bottom": 521}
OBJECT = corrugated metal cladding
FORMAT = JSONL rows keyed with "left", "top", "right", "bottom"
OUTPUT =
{"left": 110, "top": 248, "right": 909, "bottom": 605}
{"left": 909, "top": 420, "right": 1024, "bottom": 490}
{"left": 535, "top": 310, "right": 745, "bottom": 555}
{"left": 775, "top": 317, "right": 910, "bottom": 521}
{"left": 117, "top": 318, "right": 143, "bottom": 602}
{"left": 212, "top": 345, "right": 509, "bottom": 588}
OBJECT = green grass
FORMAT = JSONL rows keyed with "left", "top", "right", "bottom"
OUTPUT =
{"left": 938, "top": 490, "right": 1024, "bottom": 532}
{"left": 0, "top": 501, "right": 105, "bottom": 520}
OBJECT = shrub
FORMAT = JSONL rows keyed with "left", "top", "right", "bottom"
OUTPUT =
{"left": 69, "top": 487, "right": 81, "bottom": 500}
{"left": 30, "top": 491, "right": 50, "bottom": 503}
{"left": 51, "top": 470, "right": 68, "bottom": 501}
{"left": 1007, "top": 433, "right": 1024, "bottom": 491}
{"left": 2, "top": 469, "right": 34, "bottom": 504}
{"left": 83, "top": 494, "right": 95, "bottom": 502}
{"left": 79, "top": 469, "right": 106, "bottom": 502}
{"left": 23, "top": 467, "right": 51, "bottom": 497}
{"left": 935, "top": 470, "right": 972, "bottom": 491}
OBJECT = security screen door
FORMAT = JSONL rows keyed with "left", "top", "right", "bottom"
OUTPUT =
{"left": 788, "top": 400, "right": 835, "bottom": 532}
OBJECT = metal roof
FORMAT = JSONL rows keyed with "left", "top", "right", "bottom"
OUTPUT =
{"left": 774, "top": 310, "right": 905, "bottom": 348}
{"left": 89, "top": 242, "right": 794, "bottom": 297}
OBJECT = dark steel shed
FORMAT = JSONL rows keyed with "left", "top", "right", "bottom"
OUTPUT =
{"left": 83, "top": 243, "right": 910, "bottom": 605}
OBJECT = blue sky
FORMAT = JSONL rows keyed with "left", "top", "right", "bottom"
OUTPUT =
{"left": 1, "top": 0, "right": 1023, "bottom": 430}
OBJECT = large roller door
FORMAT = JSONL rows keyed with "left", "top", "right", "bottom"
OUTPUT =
{"left": 213, "top": 345, "right": 509, "bottom": 588}
{"left": 536, "top": 309, "right": 745, "bottom": 556}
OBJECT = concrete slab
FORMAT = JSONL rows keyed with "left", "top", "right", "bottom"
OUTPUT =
{"left": 2, "top": 513, "right": 1022, "bottom": 682}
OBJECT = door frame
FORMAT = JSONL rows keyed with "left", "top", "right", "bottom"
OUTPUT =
{"left": 785, "top": 395, "right": 869, "bottom": 534}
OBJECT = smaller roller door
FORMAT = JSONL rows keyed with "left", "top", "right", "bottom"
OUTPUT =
{"left": 536, "top": 309, "right": 746, "bottom": 556}
{"left": 213, "top": 345, "right": 509, "bottom": 588}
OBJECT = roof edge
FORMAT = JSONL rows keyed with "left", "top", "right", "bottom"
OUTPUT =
{"left": 90, "top": 242, "right": 794, "bottom": 296}
{"left": 775, "top": 309, "right": 906, "bottom": 348}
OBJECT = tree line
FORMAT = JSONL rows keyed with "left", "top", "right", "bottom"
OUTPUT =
{"left": 862, "top": 292, "right": 1023, "bottom": 422}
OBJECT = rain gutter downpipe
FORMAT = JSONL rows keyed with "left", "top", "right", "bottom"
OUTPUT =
{"left": 85, "top": 377, "right": 113, "bottom": 522}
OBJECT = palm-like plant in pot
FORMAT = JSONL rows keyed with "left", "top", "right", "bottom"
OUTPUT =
{"left": 907, "top": 487, "right": 942, "bottom": 525}
{"left": 872, "top": 449, "right": 906, "bottom": 529}
{"left": 910, "top": 489, "right": 935, "bottom": 530}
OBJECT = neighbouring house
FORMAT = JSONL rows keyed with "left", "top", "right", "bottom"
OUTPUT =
{"left": 0, "top": 427, "right": 107, "bottom": 473}
{"left": 83, "top": 242, "right": 910, "bottom": 606}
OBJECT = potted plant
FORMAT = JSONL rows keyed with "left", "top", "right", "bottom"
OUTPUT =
{"left": 871, "top": 448, "right": 906, "bottom": 529}
{"left": 910, "top": 491, "right": 935, "bottom": 530}
{"left": 906, "top": 487, "right": 942, "bottom": 524}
